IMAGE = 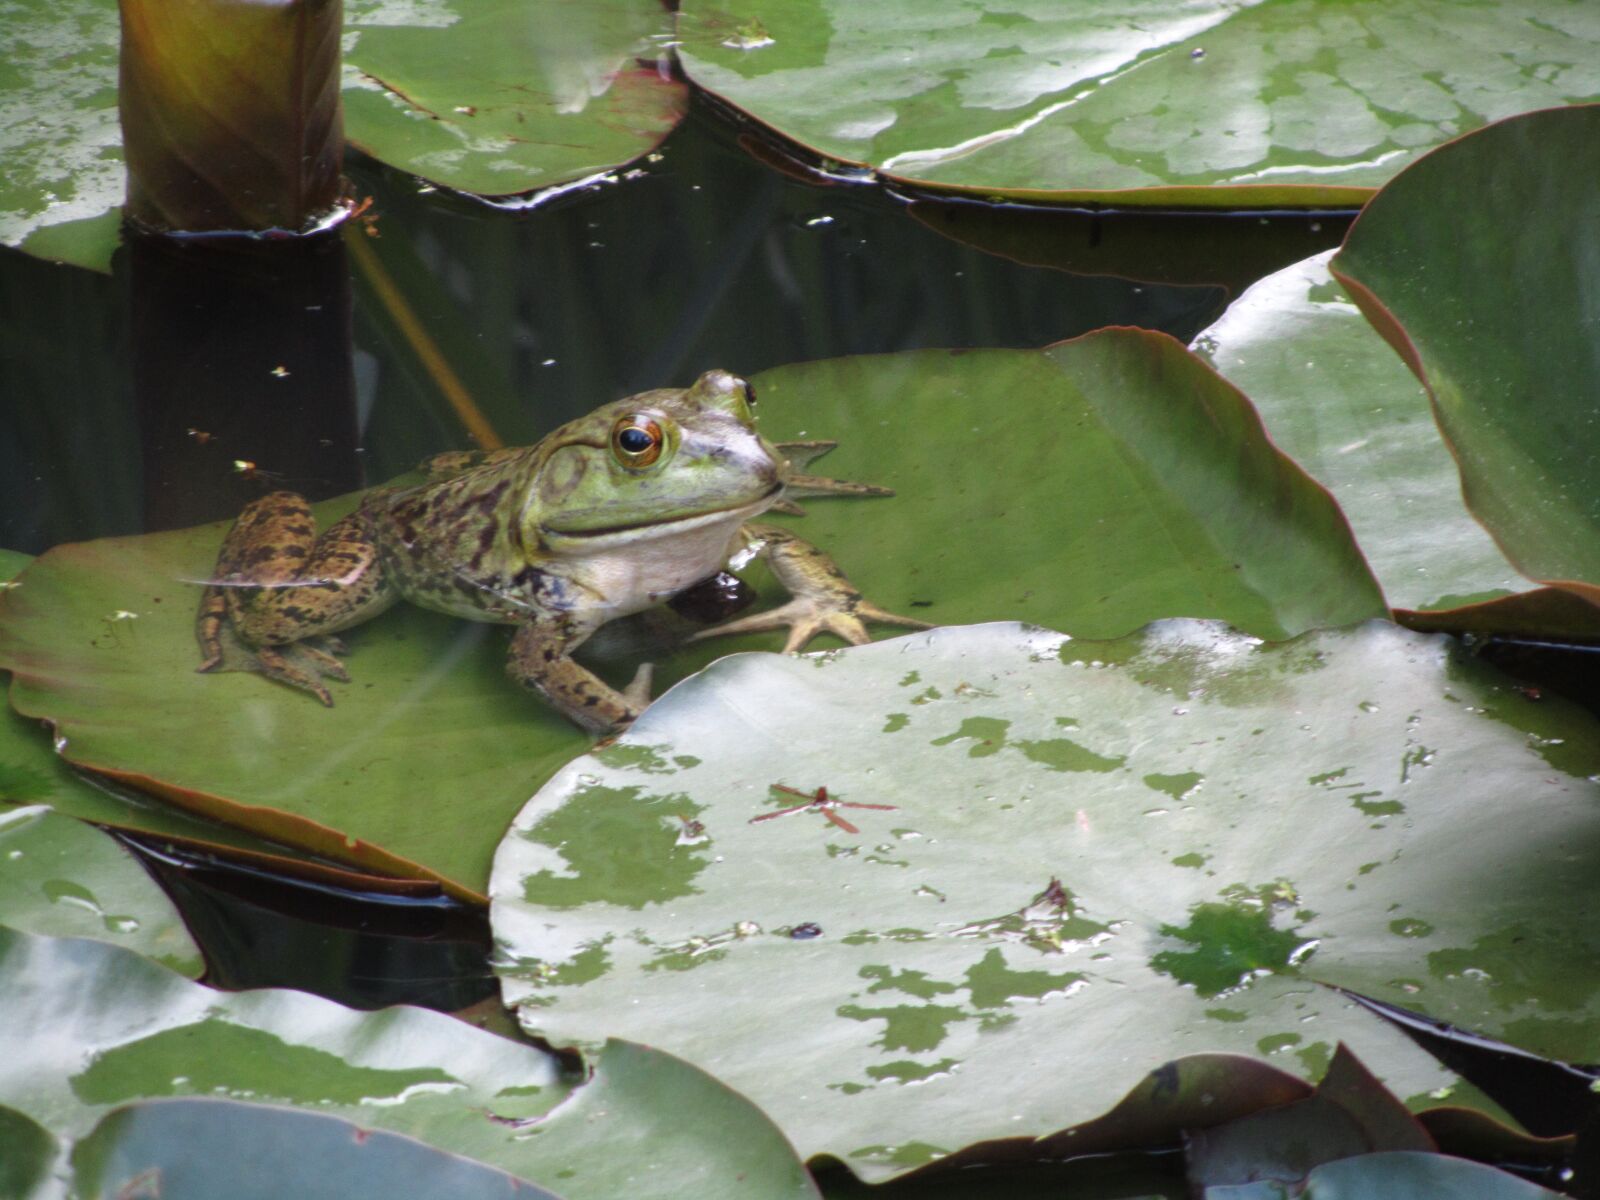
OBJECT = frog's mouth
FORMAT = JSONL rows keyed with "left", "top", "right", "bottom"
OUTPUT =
{"left": 541, "top": 481, "right": 782, "bottom": 540}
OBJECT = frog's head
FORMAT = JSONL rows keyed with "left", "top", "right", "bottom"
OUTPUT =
{"left": 531, "top": 369, "right": 784, "bottom": 550}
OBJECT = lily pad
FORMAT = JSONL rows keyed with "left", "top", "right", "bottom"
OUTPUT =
{"left": 1189, "top": 251, "right": 1600, "bottom": 638}
{"left": 5, "top": 548, "right": 330, "bottom": 860}
{"left": 1204, "top": 1149, "right": 1565, "bottom": 1199}
{"left": 491, "top": 620, "right": 1600, "bottom": 1180}
{"left": 0, "top": 1103, "right": 60, "bottom": 1200}
{"left": 2, "top": 0, "right": 686, "bottom": 272}
{"left": 678, "top": 0, "right": 1600, "bottom": 206}
{"left": 70, "top": 1098, "right": 560, "bottom": 1200}
{"left": 1332, "top": 104, "right": 1600, "bottom": 606}
{"left": 342, "top": 0, "right": 686, "bottom": 197}
{"left": 0, "top": 334, "right": 1382, "bottom": 899}
{"left": 1186, "top": 1045, "right": 1433, "bottom": 1189}
{"left": 0, "top": 805, "right": 201, "bottom": 976}
{"left": 1, "top": 0, "right": 125, "bottom": 270}
{"left": 0, "top": 925, "right": 819, "bottom": 1200}
{"left": 743, "top": 333, "right": 1385, "bottom": 643}
{"left": 0, "top": 499, "right": 591, "bottom": 902}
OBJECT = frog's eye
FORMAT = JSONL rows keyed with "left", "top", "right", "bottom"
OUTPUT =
{"left": 741, "top": 381, "right": 757, "bottom": 407}
{"left": 611, "top": 415, "right": 664, "bottom": 467}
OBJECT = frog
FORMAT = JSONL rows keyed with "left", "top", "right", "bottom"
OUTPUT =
{"left": 196, "top": 369, "right": 930, "bottom": 732}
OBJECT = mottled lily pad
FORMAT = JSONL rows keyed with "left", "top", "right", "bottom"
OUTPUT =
{"left": 2, "top": 0, "right": 686, "bottom": 271}
{"left": 1332, "top": 104, "right": 1600, "bottom": 607}
{"left": 679, "top": 0, "right": 1600, "bottom": 206}
{"left": 342, "top": 0, "right": 686, "bottom": 197}
{"left": 0, "top": 334, "right": 1382, "bottom": 899}
{"left": 0, "top": 925, "right": 819, "bottom": 1200}
{"left": 491, "top": 620, "right": 1600, "bottom": 1180}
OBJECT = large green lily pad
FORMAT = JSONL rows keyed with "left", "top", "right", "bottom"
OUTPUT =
{"left": 5, "top": 550, "right": 335, "bottom": 861}
{"left": 3, "top": 0, "right": 686, "bottom": 271}
{"left": 678, "top": 0, "right": 1600, "bottom": 206}
{"left": 0, "top": 925, "right": 819, "bottom": 1200}
{"left": 0, "top": 805, "right": 201, "bottom": 977}
{"left": 491, "top": 620, "right": 1600, "bottom": 1180}
{"left": 1189, "top": 251, "right": 1600, "bottom": 636}
{"left": 0, "top": 333, "right": 1383, "bottom": 899}
{"left": 0, "top": 497, "right": 591, "bottom": 902}
{"left": 1332, "top": 104, "right": 1600, "bottom": 606}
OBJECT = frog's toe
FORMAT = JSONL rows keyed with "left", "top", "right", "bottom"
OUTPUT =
{"left": 255, "top": 645, "right": 337, "bottom": 706}
{"left": 622, "top": 662, "right": 654, "bottom": 709}
{"left": 300, "top": 639, "right": 351, "bottom": 682}
{"left": 693, "top": 598, "right": 924, "bottom": 654}
{"left": 689, "top": 603, "right": 807, "bottom": 645}
{"left": 852, "top": 600, "right": 934, "bottom": 633}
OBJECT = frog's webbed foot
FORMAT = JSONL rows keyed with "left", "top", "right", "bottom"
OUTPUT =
{"left": 196, "top": 616, "right": 351, "bottom": 707}
{"left": 693, "top": 595, "right": 929, "bottom": 654}
{"left": 691, "top": 523, "right": 931, "bottom": 654}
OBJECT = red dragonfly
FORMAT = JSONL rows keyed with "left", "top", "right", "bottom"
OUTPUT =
{"left": 750, "top": 784, "right": 897, "bottom": 835}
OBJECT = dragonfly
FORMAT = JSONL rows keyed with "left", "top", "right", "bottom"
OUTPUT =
{"left": 749, "top": 783, "right": 897, "bottom": 835}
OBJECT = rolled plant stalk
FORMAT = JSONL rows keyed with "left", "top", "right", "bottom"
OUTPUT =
{"left": 119, "top": 0, "right": 346, "bottom": 234}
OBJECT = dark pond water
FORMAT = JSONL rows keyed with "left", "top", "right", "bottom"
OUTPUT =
{"left": 1, "top": 96, "right": 1357, "bottom": 1011}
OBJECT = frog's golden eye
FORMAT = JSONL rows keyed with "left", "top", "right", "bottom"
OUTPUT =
{"left": 741, "top": 380, "right": 757, "bottom": 407}
{"left": 611, "top": 415, "right": 664, "bottom": 467}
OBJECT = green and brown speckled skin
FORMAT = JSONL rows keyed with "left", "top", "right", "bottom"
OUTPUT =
{"left": 197, "top": 370, "right": 928, "bottom": 733}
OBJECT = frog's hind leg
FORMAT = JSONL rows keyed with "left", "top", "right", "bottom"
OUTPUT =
{"left": 691, "top": 523, "right": 931, "bottom": 653}
{"left": 197, "top": 492, "right": 396, "bottom": 705}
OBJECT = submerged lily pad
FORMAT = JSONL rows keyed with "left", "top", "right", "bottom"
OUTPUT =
{"left": 1332, "top": 104, "right": 1600, "bottom": 606}
{"left": 679, "top": 0, "right": 1600, "bottom": 206}
{"left": 0, "top": 333, "right": 1381, "bottom": 898}
{"left": 1205, "top": 1150, "right": 1565, "bottom": 1199}
{"left": 0, "top": 805, "right": 201, "bottom": 976}
{"left": 2, "top": 0, "right": 686, "bottom": 271}
{"left": 491, "top": 620, "right": 1600, "bottom": 1180}
{"left": 70, "top": 1098, "right": 560, "bottom": 1200}
{"left": 0, "top": 925, "right": 819, "bottom": 1200}
{"left": 1190, "top": 251, "right": 1600, "bottom": 637}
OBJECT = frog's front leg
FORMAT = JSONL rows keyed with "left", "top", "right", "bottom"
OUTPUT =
{"left": 196, "top": 492, "right": 396, "bottom": 705}
{"left": 508, "top": 613, "right": 653, "bottom": 734}
{"left": 691, "top": 522, "right": 931, "bottom": 652}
